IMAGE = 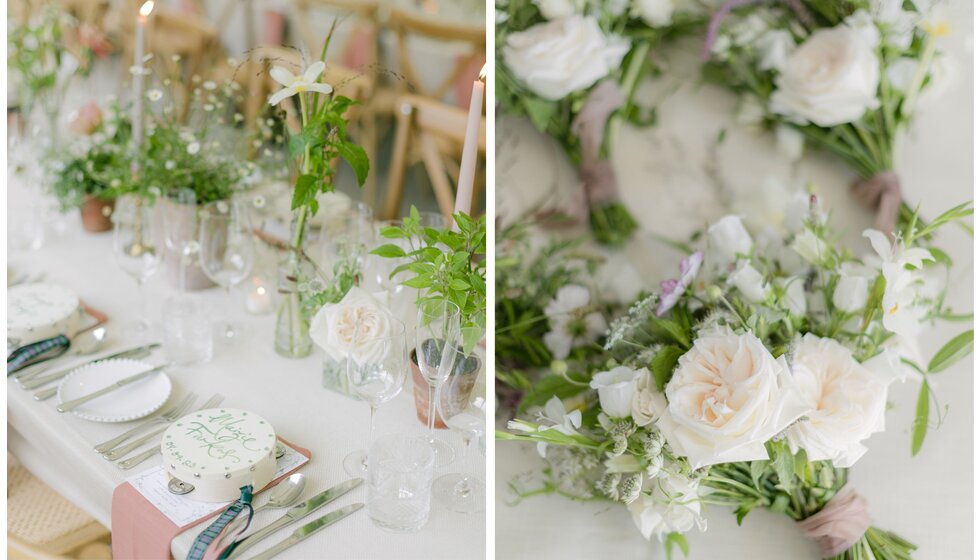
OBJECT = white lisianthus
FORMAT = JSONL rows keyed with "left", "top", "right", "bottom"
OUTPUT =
{"left": 845, "top": 9, "right": 882, "bottom": 47}
{"left": 755, "top": 29, "right": 795, "bottom": 72}
{"left": 864, "top": 229, "right": 934, "bottom": 339}
{"left": 590, "top": 366, "right": 645, "bottom": 419}
{"left": 627, "top": 472, "right": 706, "bottom": 541}
{"left": 310, "top": 287, "right": 394, "bottom": 366}
{"left": 633, "top": 0, "right": 673, "bottom": 28}
{"left": 502, "top": 16, "right": 629, "bottom": 100}
{"left": 770, "top": 26, "right": 881, "bottom": 127}
{"left": 657, "top": 330, "right": 808, "bottom": 468}
{"left": 778, "top": 276, "right": 807, "bottom": 316}
{"left": 790, "top": 228, "right": 831, "bottom": 266}
{"left": 833, "top": 262, "right": 874, "bottom": 313}
{"left": 532, "top": 0, "right": 581, "bottom": 20}
{"left": 786, "top": 334, "right": 890, "bottom": 467}
{"left": 543, "top": 284, "right": 608, "bottom": 359}
{"left": 729, "top": 260, "right": 769, "bottom": 303}
{"left": 632, "top": 370, "right": 668, "bottom": 427}
{"left": 775, "top": 124, "right": 804, "bottom": 160}
{"left": 707, "top": 215, "right": 753, "bottom": 265}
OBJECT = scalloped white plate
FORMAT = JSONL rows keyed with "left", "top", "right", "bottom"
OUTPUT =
{"left": 57, "top": 358, "right": 172, "bottom": 423}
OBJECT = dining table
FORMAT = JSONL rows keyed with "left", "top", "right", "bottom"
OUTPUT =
{"left": 6, "top": 181, "right": 486, "bottom": 560}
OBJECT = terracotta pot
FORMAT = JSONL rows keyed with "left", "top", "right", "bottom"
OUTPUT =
{"left": 154, "top": 198, "right": 216, "bottom": 291}
{"left": 409, "top": 348, "right": 480, "bottom": 428}
{"left": 80, "top": 196, "right": 114, "bottom": 233}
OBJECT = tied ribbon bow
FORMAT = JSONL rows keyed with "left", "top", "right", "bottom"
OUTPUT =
{"left": 851, "top": 171, "right": 903, "bottom": 235}
{"left": 796, "top": 485, "right": 873, "bottom": 558}
{"left": 187, "top": 485, "right": 255, "bottom": 560}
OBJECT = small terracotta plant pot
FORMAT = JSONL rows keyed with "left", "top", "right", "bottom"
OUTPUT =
{"left": 410, "top": 347, "right": 480, "bottom": 428}
{"left": 80, "top": 196, "right": 115, "bottom": 233}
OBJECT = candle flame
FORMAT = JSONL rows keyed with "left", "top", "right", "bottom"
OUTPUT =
{"left": 257, "top": 286, "right": 266, "bottom": 295}
{"left": 478, "top": 64, "right": 487, "bottom": 81}
{"left": 139, "top": 1, "right": 155, "bottom": 17}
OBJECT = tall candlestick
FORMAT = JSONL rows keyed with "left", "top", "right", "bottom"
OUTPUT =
{"left": 453, "top": 64, "right": 486, "bottom": 218}
{"left": 132, "top": 1, "right": 154, "bottom": 159}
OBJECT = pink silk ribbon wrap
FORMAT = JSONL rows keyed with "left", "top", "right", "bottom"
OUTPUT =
{"left": 851, "top": 171, "right": 903, "bottom": 235}
{"left": 796, "top": 485, "right": 873, "bottom": 558}
{"left": 567, "top": 80, "right": 627, "bottom": 220}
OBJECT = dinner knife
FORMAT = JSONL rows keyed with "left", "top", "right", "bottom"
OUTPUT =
{"left": 225, "top": 478, "right": 364, "bottom": 560}
{"left": 249, "top": 503, "right": 364, "bottom": 560}
{"left": 56, "top": 364, "right": 168, "bottom": 413}
{"left": 20, "top": 343, "right": 161, "bottom": 389}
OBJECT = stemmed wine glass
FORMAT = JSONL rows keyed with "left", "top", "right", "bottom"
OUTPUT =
{"left": 320, "top": 202, "right": 374, "bottom": 285}
{"left": 343, "top": 320, "right": 410, "bottom": 476}
{"left": 162, "top": 188, "right": 197, "bottom": 293}
{"left": 198, "top": 199, "right": 255, "bottom": 342}
{"left": 434, "top": 346, "right": 485, "bottom": 513}
{"left": 415, "top": 298, "right": 462, "bottom": 467}
{"left": 112, "top": 196, "right": 162, "bottom": 338}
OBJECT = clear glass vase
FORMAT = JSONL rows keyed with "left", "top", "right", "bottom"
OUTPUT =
{"left": 273, "top": 212, "right": 313, "bottom": 358}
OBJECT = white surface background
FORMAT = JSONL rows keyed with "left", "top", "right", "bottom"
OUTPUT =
{"left": 494, "top": 2, "right": 974, "bottom": 558}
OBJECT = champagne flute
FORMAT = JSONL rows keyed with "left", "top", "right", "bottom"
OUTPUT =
{"left": 415, "top": 298, "right": 461, "bottom": 467}
{"left": 343, "top": 320, "right": 409, "bottom": 476}
{"left": 433, "top": 345, "right": 485, "bottom": 513}
{"left": 112, "top": 196, "right": 161, "bottom": 338}
{"left": 198, "top": 199, "right": 255, "bottom": 342}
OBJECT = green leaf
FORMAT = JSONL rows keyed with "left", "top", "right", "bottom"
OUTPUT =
{"left": 927, "top": 330, "right": 973, "bottom": 373}
{"left": 927, "top": 247, "right": 952, "bottom": 267}
{"left": 523, "top": 97, "right": 557, "bottom": 131}
{"left": 336, "top": 141, "right": 370, "bottom": 186}
{"left": 291, "top": 174, "right": 318, "bottom": 211}
{"left": 380, "top": 226, "right": 407, "bottom": 239}
{"left": 749, "top": 460, "right": 768, "bottom": 488}
{"left": 649, "top": 316, "right": 691, "bottom": 348}
{"left": 649, "top": 346, "right": 685, "bottom": 391}
{"left": 664, "top": 532, "right": 689, "bottom": 560}
{"left": 911, "top": 380, "right": 930, "bottom": 456}
{"left": 403, "top": 276, "right": 431, "bottom": 290}
{"left": 518, "top": 375, "right": 585, "bottom": 414}
{"left": 450, "top": 278, "right": 470, "bottom": 291}
{"left": 371, "top": 243, "right": 407, "bottom": 259}
{"left": 769, "top": 441, "right": 796, "bottom": 492}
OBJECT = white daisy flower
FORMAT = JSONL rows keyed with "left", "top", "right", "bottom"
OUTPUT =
{"left": 187, "top": 142, "right": 201, "bottom": 155}
{"left": 165, "top": 160, "right": 176, "bottom": 170}
{"left": 203, "top": 80, "right": 217, "bottom": 90}
{"left": 267, "top": 61, "right": 333, "bottom": 106}
{"left": 147, "top": 89, "right": 163, "bottom": 102}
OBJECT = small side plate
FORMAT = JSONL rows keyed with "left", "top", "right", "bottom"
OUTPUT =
{"left": 57, "top": 358, "right": 172, "bottom": 423}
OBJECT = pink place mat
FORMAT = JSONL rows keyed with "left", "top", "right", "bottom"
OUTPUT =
{"left": 111, "top": 437, "right": 311, "bottom": 560}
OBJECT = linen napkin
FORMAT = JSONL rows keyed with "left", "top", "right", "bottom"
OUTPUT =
{"left": 111, "top": 438, "right": 310, "bottom": 560}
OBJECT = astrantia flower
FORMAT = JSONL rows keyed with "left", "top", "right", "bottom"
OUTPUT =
{"left": 543, "top": 285, "right": 607, "bottom": 359}
{"left": 268, "top": 61, "right": 333, "bottom": 106}
{"left": 656, "top": 251, "right": 703, "bottom": 316}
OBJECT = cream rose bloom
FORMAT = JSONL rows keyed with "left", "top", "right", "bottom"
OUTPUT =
{"left": 502, "top": 15, "right": 629, "bottom": 100}
{"left": 785, "top": 334, "right": 890, "bottom": 468}
{"left": 770, "top": 26, "right": 880, "bottom": 127}
{"left": 310, "top": 287, "right": 394, "bottom": 366}
{"left": 657, "top": 331, "right": 808, "bottom": 468}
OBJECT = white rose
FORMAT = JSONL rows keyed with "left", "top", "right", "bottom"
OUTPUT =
{"left": 778, "top": 276, "right": 807, "bottom": 316}
{"left": 755, "top": 29, "right": 795, "bottom": 72}
{"left": 533, "top": 0, "right": 581, "bottom": 20}
{"left": 770, "top": 26, "right": 880, "bottom": 127}
{"left": 632, "top": 370, "right": 668, "bottom": 427}
{"left": 786, "top": 334, "right": 889, "bottom": 467}
{"left": 707, "top": 215, "right": 753, "bottom": 265}
{"left": 633, "top": 0, "right": 673, "bottom": 28}
{"left": 503, "top": 16, "right": 629, "bottom": 100}
{"left": 627, "top": 472, "right": 706, "bottom": 541}
{"left": 310, "top": 287, "right": 394, "bottom": 366}
{"left": 833, "top": 262, "right": 873, "bottom": 313}
{"left": 658, "top": 331, "right": 807, "bottom": 468}
{"left": 790, "top": 228, "right": 831, "bottom": 266}
{"left": 729, "top": 260, "right": 769, "bottom": 303}
{"left": 590, "top": 366, "right": 645, "bottom": 419}
{"left": 775, "top": 124, "right": 804, "bottom": 161}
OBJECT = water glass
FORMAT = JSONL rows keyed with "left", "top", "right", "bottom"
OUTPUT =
{"left": 368, "top": 434, "right": 435, "bottom": 533}
{"left": 162, "top": 295, "right": 214, "bottom": 366}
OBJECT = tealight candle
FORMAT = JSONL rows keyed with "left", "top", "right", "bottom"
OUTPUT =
{"left": 246, "top": 278, "right": 273, "bottom": 314}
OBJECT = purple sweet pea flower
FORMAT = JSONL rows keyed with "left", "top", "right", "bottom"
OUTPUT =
{"left": 656, "top": 251, "right": 704, "bottom": 316}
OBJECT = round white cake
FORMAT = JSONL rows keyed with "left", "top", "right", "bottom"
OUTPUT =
{"left": 161, "top": 408, "right": 278, "bottom": 503}
{"left": 7, "top": 283, "right": 80, "bottom": 347}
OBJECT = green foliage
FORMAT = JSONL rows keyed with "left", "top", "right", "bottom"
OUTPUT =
{"left": 927, "top": 330, "right": 974, "bottom": 373}
{"left": 51, "top": 103, "right": 132, "bottom": 210}
{"left": 649, "top": 345, "right": 685, "bottom": 391}
{"left": 911, "top": 380, "right": 930, "bottom": 456}
{"left": 664, "top": 533, "right": 689, "bottom": 560}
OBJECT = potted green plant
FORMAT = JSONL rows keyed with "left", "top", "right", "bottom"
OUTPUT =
{"left": 372, "top": 207, "right": 487, "bottom": 426}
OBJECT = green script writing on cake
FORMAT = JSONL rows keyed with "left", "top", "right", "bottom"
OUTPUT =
{"left": 183, "top": 413, "right": 263, "bottom": 463}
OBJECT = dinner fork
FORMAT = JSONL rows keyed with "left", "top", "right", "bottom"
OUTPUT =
{"left": 113, "top": 393, "right": 225, "bottom": 468}
{"left": 92, "top": 392, "right": 197, "bottom": 454}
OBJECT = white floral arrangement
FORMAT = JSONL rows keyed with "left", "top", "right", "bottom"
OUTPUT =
{"left": 499, "top": 191, "right": 972, "bottom": 559}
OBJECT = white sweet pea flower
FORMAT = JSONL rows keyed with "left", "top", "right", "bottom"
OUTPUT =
{"left": 791, "top": 228, "right": 831, "bottom": 266}
{"left": 707, "top": 215, "right": 753, "bottom": 265}
{"left": 627, "top": 472, "right": 706, "bottom": 542}
{"left": 863, "top": 229, "right": 934, "bottom": 339}
{"left": 755, "top": 29, "right": 795, "bottom": 72}
{"left": 268, "top": 61, "right": 333, "bottom": 106}
{"left": 590, "top": 366, "right": 645, "bottom": 419}
{"left": 833, "top": 262, "right": 874, "bottom": 313}
{"left": 729, "top": 260, "right": 769, "bottom": 303}
{"left": 543, "top": 285, "right": 607, "bottom": 359}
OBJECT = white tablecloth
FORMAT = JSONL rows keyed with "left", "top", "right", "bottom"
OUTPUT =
{"left": 6, "top": 202, "right": 486, "bottom": 559}
{"left": 494, "top": 3, "right": 974, "bottom": 558}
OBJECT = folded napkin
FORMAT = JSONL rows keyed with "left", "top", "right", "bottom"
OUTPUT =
{"left": 111, "top": 438, "right": 310, "bottom": 560}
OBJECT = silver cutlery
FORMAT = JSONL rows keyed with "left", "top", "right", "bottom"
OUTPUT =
{"left": 15, "top": 326, "right": 109, "bottom": 382}
{"left": 115, "top": 394, "right": 224, "bottom": 468}
{"left": 250, "top": 504, "right": 364, "bottom": 560}
{"left": 212, "top": 473, "right": 308, "bottom": 551}
{"left": 21, "top": 343, "right": 160, "bottom": 390}
{"left": 56, "top": 364, "right": 169, "bottom": 413}
{"left": 225, "top": 478, "right": 364, "bottom": 560}
{"left": 92, "top": 392, "right": 197, "bottom": 453}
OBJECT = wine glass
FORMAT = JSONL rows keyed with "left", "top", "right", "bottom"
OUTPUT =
{"left": 162, "top": 188, "right": 197, "bottom": 293}
{"left": 112, "top": 196, "right": 162, "bottom": 338}
{"left": 343, "top": 320, "right": 410, "bottom": 476}
{"left": 198, "top": 199, "right": 255, "bottom": 342}
{"left": 320, "top": 202, "right": 374, "bottom": 286}
{"left": 433, "top": 345, "right": 485, "bottom": 513}
{"left": 415, "top": 298, "right": 462, "bottom": 467}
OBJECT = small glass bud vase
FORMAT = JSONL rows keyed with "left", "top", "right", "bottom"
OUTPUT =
{"left": 321, "top": 354, "right": 361, "bottom": 399}
{"left": 274, "top": 253, "right": 312, "bottom": 358}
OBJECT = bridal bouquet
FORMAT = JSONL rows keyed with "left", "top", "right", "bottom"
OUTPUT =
{"left": 499, "top": 190, "right": 972, "bottom": 559}
{"left": 701, "top": 0, "right": 952, "bottom": 234}
{"left": 496, "top": 0, "right": 698, "bottom": 246}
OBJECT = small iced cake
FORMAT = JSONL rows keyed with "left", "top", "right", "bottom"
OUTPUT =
{"left": 7, "top": 283, "right": 80, "bottom": 347}
{"left": 162, "top": 408, "right": 277, "bottom": 503}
